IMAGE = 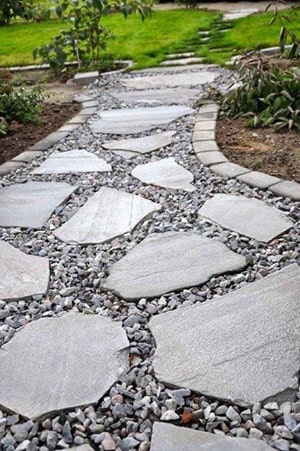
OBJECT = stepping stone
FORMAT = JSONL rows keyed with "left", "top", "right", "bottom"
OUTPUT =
{"left": 0, "top": 182, "right": 77, "bottom": 229}
{"left": 160, "top": 57, "right": 204, "bottom": 66}
{"left": 0, "top": 241, "right": 49, "bottom": 302}
{"left": 54, "top": 187, "right": 161, "bottom": 245}
{"left": 165, "top": 52, "right": 195, "bottom": 59}
{"left": 199, "top": 194, "right": 293, "bottom": 242}
{"left": 0, "top": 313, "right": 129, "bottom": 420}
{"left": 102, "top": 232, "right": 247, "bottom": 300}
{"left": 122, "top": 71, "right": 217, "bottom": 89}
{"left": 103, "top": 131, "right": 175, "bottom": 159}
{"left": 150, "top": 423, "right": 273, "bottom": 450}
{"left": 149, "top": 264, "right": 300, "bottom": 406}
{"left": 132, "top": 157, "right": 195, "bottom": 192}
{"left": 110, "top": 88, "right": 199, "bottom": 105}
{"left": 31, "top": 149, "right": 112, "bottom": 175}
{"left": 223, "top": 9, "right": 258, "bottom": 20}
{"left": 90, "top": 106, "right": 193, "bottom": 135}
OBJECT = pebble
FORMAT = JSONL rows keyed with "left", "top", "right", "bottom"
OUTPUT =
{"left": 161, "top": 411, "right": 180, "bottom": 421}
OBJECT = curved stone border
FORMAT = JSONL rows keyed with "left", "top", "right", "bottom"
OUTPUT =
{"left": 193, "top": 102, "right": 300, "bottom": 201}
{"left": 0, "top": 100, "right": 98, "bottom": 176}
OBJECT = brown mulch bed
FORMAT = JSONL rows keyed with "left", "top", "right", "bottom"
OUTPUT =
{"left": 0, "top": 102, "right": 81, "bottom": 165}
{"left": 216, "top": 116, "right": 300, "bottom": 183}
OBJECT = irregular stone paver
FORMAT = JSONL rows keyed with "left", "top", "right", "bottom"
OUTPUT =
{"left": 103, "top": 232, "right": 247, "bottom": 300}
{"left": 103, "top": 131, "right": 175, "bottom": 159}
{"left": 110, "top": 88, "right": 199, "bottom": 105}
{"left": 132, "top": 157, "right": 195, "bottom": 192}
{"left": 149, "top": 264, "right": 300, "bottom": 405}
{"left": 0, "top": 241, "right": 49, "bottom": 302}
{"left": 209, "top": 162, "right": 250, "bottom": 178}
{"left": 122, "top": 72, "right": 217, "bottom": 89}
{"left": 199, "top": 194, "right": 293, "bottom": 242}
{"left": 237, "top": 171, "right": 281, "bottom": 189}
{"left": 31, "top": 149, "right": 112, "bottom": 175}
{"left": 0, "top": 182, "right": 77, "bottom": 229}
{"left": 54, "top": 187, "right": 161, "bottom": 245}
{"left": 90, "top": 106, "right": 193, "bottom": 135}
{"left": 0, "top": 313, "right": 129, "bottom": 420}
{"left": 269, "top": 180, "right": 300, "bottom": 201}
{"left": 150, "top": 423, "right": 273, "bottom": 450}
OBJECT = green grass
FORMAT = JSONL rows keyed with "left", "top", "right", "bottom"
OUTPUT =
{"left": 0, "top": 10, "right": 220, "bottom": 68}
{"left": 0, "top": 7, "right": 299, "bottom": 69}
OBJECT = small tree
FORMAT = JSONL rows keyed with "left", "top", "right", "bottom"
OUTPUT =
{"left": 0, "top": 0, "right": 33, "bottom": 25}
{"left": 34, "top": 0, "right": 153, "bottom": 71}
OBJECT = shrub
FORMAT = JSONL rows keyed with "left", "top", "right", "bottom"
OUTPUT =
{"left": 0, "top": 0, "right": 34, "bottom": 25}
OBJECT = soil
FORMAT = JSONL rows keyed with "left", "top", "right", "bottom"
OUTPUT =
{"left": 216, "top": 115, "right": 300, "bottom": 183}
{"left": 0, "top": 102, "right": 81, "bottom": 164}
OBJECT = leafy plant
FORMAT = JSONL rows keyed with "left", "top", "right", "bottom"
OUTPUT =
{"left": 0, "top": 0, "right": 34, "bottom": 25}
{"left": 267, "top": 1, "right": 299, "bottom": 58}
{"left": 220, "top": 59, "right": 300, "bottom": 131}
{"left": 33, "top": 0, "right": 153, "bottom": 71}
{"left": 0, "top": 78, "right": 44, "bottom": 124}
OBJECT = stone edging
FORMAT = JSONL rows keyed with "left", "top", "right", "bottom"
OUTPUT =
{"left": 193, "top": 103, "right": 300, "bottom": 201}
{"left": 0, "top": 100, "right": 98, "bottom": 176}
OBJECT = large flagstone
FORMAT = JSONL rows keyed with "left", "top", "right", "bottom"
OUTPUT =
{"left": 150, "top": 423, "right": 273, "bottom": 450}
{"left": 90, "top": 106, "right": 194, "bottom": 135}
{"left": 103, "top": 131, "right": 175, "bottom": 160}
{"left": 109, "top": 88, "right": 199, "bottom": 105}
{"left": 0, "top": 241, "right": 49, "bottom": 302}
{"left": 102, "top": 232, "right": 247, "bottom": 300}
{"left": 199, "top": 194, "right": 293, "bottom": 242}
{"left": 122, "top": 71, "right": 217, "bottom": 89}
{"left": 132, "top": 157, "right": 195, "bottom": 192}
{"left": 31, "top": 149, "right": 112, "bottom": 175}
{"left": 54, "top": 187, "right": 161, "bottom": 244}
{"left": 0, "top": 182, "right": 77, "bottom": 229}
{"left": 0, "top": 313, "right": 129, "bottom": 420}
{"left": 149, "top": 264, "right": 300, "bottom": 405}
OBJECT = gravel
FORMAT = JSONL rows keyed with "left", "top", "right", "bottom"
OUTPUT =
{"left": 0, "top": 66, "right": 299, "bottom": 450}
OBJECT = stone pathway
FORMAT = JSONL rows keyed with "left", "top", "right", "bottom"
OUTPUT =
{"left": 0, "top": 63, "right": 299, "bottom": 451}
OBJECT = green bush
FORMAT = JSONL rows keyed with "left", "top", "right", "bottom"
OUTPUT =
{"left": 221, "top": 61, "right": 300, "bottom": 131}
{"left": 0, "top": 0, "right": 34, "bottom": 25}
{"left": 0, "top": 79, "right": 44, "bottom": 125}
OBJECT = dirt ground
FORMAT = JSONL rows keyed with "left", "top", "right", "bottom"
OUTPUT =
{"left": 216, "top": 116, "right": 300, "bottom": 183}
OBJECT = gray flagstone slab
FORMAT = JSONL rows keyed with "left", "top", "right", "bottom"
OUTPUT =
{"left": 0, "top": 241, "right": 49, "bottom": 302}
{"left": 122, "top": 71, "right": 217, "bottom": 89}
{"left": 90, "top": 106, "right": 193, "bottom": 135}
{"left": 54, "top": 187, "right": 161, "bottom": 245}
{"left": 31, "top": 149, "right": 112, "bottom": 175}
{"left": 102, "top": 232, "right": 247, "bottom": 300}
{"left": 110, "top": 88, "right": 199, "bottom": 105}
{"left": 149, "top": 264, "right": 300, "bottom": 406}
{"left": 0, "top": 313, "right": 129, "bottom": 420}
{"left": 199, "top": 194, "right": 293, "bottom": 242}
{"left": 0, "top": 182, "right": 77, "bottom": 229}
{"left": 103, "top": 131, "right": 175, "bottom": 159}
{"left": 150, "top": 423, "right": 273, "bottom": 451}
{"left": 132, "top": 157, "right": 195, "bottom": 192}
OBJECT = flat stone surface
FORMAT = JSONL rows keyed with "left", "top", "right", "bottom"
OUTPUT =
{"left": 150, "top": 423, "right": 273, "bottom": 450}
{"left": 0, "top": 182, "right": 77, "bottom": 229}
{"left": 160, "top": 57, "right": 204, "bottom": 66}
{"left": 74, "top": 71, "right": 99, "bottom": 85}
{"left": 68, "top": 115, "right": 88, "bottom": 124}
{"left": 193, "top": 140, "right": 219, "bottom": 153}
{"left": 0, "top": 313, "right": 129, "bottom": 420}
{"left": 269, "top": 180, "right": 300, "bottom": 201}
{"left": 132, "top": 157, "right": 195, "bottom": 192}
{"left": 194, "top": 120, "right": 216, "bottom": 131}
{"left": 165, "top": 52, "right": 195, "bottom": 59}
{"left": 197, "top": 151, "right": 228, "bottom": 166}
{"left": 54, "top": 187, "right": 161, "bottom": 244}
{"left": 12, "top": 151, "right": 43, "bottom": 162}
{"left": 198, "top": 103, "right": 219, "bottom": 114}
{"left": 103, "top": 232, "right": 247, "bottom": 300}
{"left": 237, "top": 171, "right": 281, "bottom": 189}
{"left": 57, "top": 123, "right": 80, "bottom": 133}
{"left": 209, "top": 162, "right": 250, "bottom": 178}
{"left": 149, "top": 264, "right": 300, "bottom": 406}
{"left": 68, "top": 446, "right": 94, "bottom": 451}
{"left": 103, "top": 131, "right": 175, "bottom": 159}
{"left": 31, "top": 149, "right": 112, "bottom": 175}
{"left": 0, "top": 241, "right": 49, "bottom": 302}
{"left": 192, "top": 131, "right": 215, "bottom": 142}
{"left": 110, "top": 88, "right": 199, "bottom": 105}
{"left": 199, "top": 194, "right": 293, "bottom": 242}
{"left": 29, "top": 131, "right": 70, "bottom": 151}
{"left": 122, "top": 71, "right": 217, "bottom": 89}
{"left": 0, "top": 161, "right": 24, "bottom": 175}
{"left": 90, "top": 106, "right": 193, "bottom": 135}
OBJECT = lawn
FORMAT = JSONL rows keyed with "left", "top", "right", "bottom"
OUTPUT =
{"left": 0, "top": 7, "right": 299, "bottom": 69}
